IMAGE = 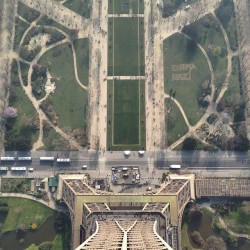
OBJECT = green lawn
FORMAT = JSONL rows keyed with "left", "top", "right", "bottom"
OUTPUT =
{"left": 182, "top": 14, "right": 228, "bottom": 100}
{"left": 39, "top": 42, "right": 88, "bottom": 131}
{"left": 108, "top": 0, "right": 144, "bottom": 14}
{"left": 0, "top": 197, "right": 54, "bottom": 233}
{"left": 63, "top": 0, "right": 91, "bottom": 19}
{"left": 17, "top": 2, "right": 40, "bottom": 23}
{"left": 73, "top": 38, "right": 89, "bottom": 85}
{"left": 164, "top": 33, "right": 209, "bottom": 125}
{"left": 165, "top": 98, "right": 189, "bottom": 146}
{"left": 108, "top": 17, "right": 144, "bottom": 76}
{"left": 5, "top": 61, "right": 38, "bottom": 150}
{"left": 51, "top": 235, "right": 63, "bottom": 250}
{"left": 42, "top": 123, "right": 74, "bottom": 151}
{"left": 224, "top": 205, "right": 250, "bottom": 235}
{"left": 13, "top": 17, "right": 29, "bottom": 51}
{"left": 107, "top": 80, "right": 145, "bottom": 150}
{"left": 223, "top": 56, "right": 241, "bottom": 104}
{"left": 182, "top": 223, "right": 201, "bottom": 250}
{"left": 215, "top": 0, "right": 238, "bottom": 51}
{"left": 20, "top": 61, "right": 30, "bottom": 86}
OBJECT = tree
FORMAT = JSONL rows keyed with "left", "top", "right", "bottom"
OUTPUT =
{"left": 0, "top": 206, "right": 9, "bottom": 215}
{"left": 25, "top": 244, "right": 39, "bottom": 250}
{"left": 69, "top": 29, "right": 79, "bottom": 41}
{"left": 203, "top": 236, "right": 226, "bottom": 250}
{"left": 191, "top": 231, "right": 204, "bottom": 246}
{"left": 38, "top": 242, "right": 52, "bottom": 250}
{"left": 182, "top": 138, "right": 197, "bottom": 150}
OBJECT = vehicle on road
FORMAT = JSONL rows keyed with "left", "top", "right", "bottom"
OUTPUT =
{"left": 81, "top": 165, "right": 87, "bottom": 169}
{"left": 170, "top": 165, "right": 181, "bottom": 170}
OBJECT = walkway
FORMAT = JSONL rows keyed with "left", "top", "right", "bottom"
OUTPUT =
{"left": 207, "top": 207, "right": 250, "bottom": 240}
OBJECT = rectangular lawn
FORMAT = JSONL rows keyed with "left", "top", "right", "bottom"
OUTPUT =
{"left": 108, "top": 0, "right": 144, "bottom": 14}
{"left": 108, "top": 17, "right": 144, "bottom": 76}
{"left": 107, "top": 80, "right": 145, "bottom": 150}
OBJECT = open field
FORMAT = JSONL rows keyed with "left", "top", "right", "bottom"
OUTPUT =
{"left": 108, "top": 0, "right": 144, "bottom": 14}
{"left": 73, "top": 38, "right": 89, "bottom": 85}
{"left": 164, "top": 33, "right": 209, "bottom": 126}
{"left": 107, "top": 80, "right": 145, "bottom": 150}
{"left": 165, "top": 98, "right": 189, "bottom": 147}
{"left": 17, "top": 2, "right": 40, "bottom": 23}
{"left": 63, "top": 0, "right": 91, "bottom": 19}
{"left": 0, "top": 197, "right": 54, "bottom": 233}
{"left": 182, "top": 14, "right": 228, "bottom": 100}
{"left": 215, "top": 0, "right": 238, "bottom": 51}
{"left": 108, "top": 17, "right": 144, "bottom": 76}
{"left": 39, "top": 42, "right": 88, "bottom": 131}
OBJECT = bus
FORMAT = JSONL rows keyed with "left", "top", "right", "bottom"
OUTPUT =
{"left": 17, "top": 157, "right": 32, "bottom": 161}
{"left": 40, "top": 157, "right": 55, "bottom": 161}
{"left": 0, "top": 167, "right": 8, "bottom": 171}
{"left": 170, "top": 165, "right": 181, "bottom": 170}
{"left": 57, "top": 158, "right": 71, "bottom": 163}
{"left": 11, "top": 167, "right": 27, "bottom": 171}
{"left": 1, "top": 157, "right": 15, "bottom": 162}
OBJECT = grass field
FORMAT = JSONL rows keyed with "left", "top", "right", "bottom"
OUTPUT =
{"left": 165, "top": 98, "right": 189, "bottom": 146}
{"left": 108, "top": 17, "right": 144, "bottom": 76}
{"left": 42, "top": 123, "right": 74, "bottom": 151}
{"left": 13, "top": 17, "right": 29, "bottom": 51}
{"left": 182, "top": 14, "right": 228, "bottom": 100}
{"left": 0, "top": 197, "right": 54, "bottom": 233}
{"left": 215, "top": 0, "right": 238, "bottom": 51}
{"left": 63, "top": 0, "right": 91, "bottom": 19}
{"left": 39, "top": 42, "right": 88, "bottom": 131}
{"left": 73, "top": 38, "right": 89, "bottom": 85}
{"left": 164, "top": 33, "right": 209, "bottom": 125}
{"left": 108, "top": 0, "right": 144, "bottom": 14}
{"left": 107, "top": 80, "right": 146, "bottom": 150}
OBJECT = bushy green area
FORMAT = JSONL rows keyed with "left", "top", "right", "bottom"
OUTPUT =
{"left": 5, "top": 60, "right": 38, "bottom": 151}
{"left": 37, "top": 15, "right": 71, "bottom": 35}
{"left": 39, "top": 43, "right": 88, "bottom": 131}
{"left": 215, "top": 0, "right": 238, "bottom": 51}
{"left": 162, "top": 0, "right": 184, "bottom": 18}
{"left": 13, "top": 17, "right": 29, "bottom": 51}
{"left": 73, "top": 38, "right": 89, "bottom": 85}
{"left": 108, "top": 17, "right": 144, "bottom": 76}
{"left": 17, "top": 2, "right": 40, "bottom": 23}
{"left": 182, "top": 223, "right": 201, "bottom": 250}
{"left": 164, "top": 33, "right": 210, "bottom": 125}
{"left": 219, "top": 56, "right": 244, "bottom": 123}
{"left": 63, "top": 0, "right": 91, "bottom": 19}
{"left": 165, "top": 98, "right": 189, "bottom": 146}
{"left": 42, "top": 122, "right": 73, "bottom": 151}
{"left": 182, "top": 14, "right": 228, "bottom": 100}
{"left": 223, "top": 201, "right": 250, "bottom": 235}
{"left": 0, "top": 197, "right": 54, "bottom": 233}
{"left": 107, "top": 80, "right": 145, "bottom": 150}
{"left": 1, "top": 178, "right": 31, "bottom": 194}
{"left": 108, "top": 0, "right": 144, "bottom": 14}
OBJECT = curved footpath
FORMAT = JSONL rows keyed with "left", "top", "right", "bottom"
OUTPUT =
{"left": 206, "top": 207, "right": 250, "bottom": 240}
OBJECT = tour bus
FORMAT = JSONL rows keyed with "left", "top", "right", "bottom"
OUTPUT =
{"left": 11, "top": 167, "right": 27, "bottom": 172}
{"left": 40, "top": 156, "right": 55, "bottom": 161}
{"left": 57, "top": 158, "right": 71, "bottom": 163}
{"left": 0, "top": 167, "right": 8, "bottom": 171}
{"left": 17, "top": 156, "right": 32, "bottom": 161}
{"left": 170, "top": 165, "right": 181, "bottom": 170}
{"left": 0, "top": 157, "right": 15, "bottom": 162}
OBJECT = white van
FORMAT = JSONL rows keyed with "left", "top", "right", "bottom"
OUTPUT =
{"left": 81, "top": 165, "right": 87, "bottom": 169}
{"left": 28, "top": 168, "right": 34, "bottom": 172}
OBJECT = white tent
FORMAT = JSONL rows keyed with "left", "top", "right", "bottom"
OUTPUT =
{"left": 124, "top": 150, "right": 131, "bottom": 156}
{"left": 138, "top": 150, "right": 145, "bottom": 155}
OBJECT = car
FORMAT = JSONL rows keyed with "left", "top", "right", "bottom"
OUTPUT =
{"left": 81, "top": 165, "right": 87, "bottom": 169}
{"left": 28, "top": 168, "right": 34, "bottom": 172}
